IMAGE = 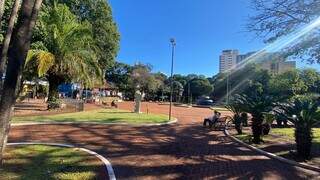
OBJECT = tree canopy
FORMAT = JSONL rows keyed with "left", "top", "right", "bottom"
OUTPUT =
{"left": 25, "top": 2, "right": 101, "bottom": 100}
{"left": 248, "top": 0, "right": 320, "bottom": 64}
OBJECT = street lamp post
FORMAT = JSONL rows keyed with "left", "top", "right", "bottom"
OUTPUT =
{"left": 169, "top": 38, "right": 176, "bottom": 120}
{"left": 226, "top": 70, "right": 229, "bottom": 105}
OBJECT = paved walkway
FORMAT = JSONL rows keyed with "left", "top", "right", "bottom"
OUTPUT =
{"left": 9, "top": 102, "right": 320, "bottom": 179}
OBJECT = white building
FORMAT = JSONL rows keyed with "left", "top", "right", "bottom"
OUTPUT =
{"left": 219, "top": 50, "right": 296, "bottom": 74}
{"left": 219, "top": 50, "right": 239, "bottom": 73}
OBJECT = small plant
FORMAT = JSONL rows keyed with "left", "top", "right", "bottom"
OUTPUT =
{"left": 262, "top": 113, "right": 275, "bottom": 135}
{"left": 47, "top": 97, "right": 61, "bottom": 110}
{"left": 226, "top": 98, "right": 244, "bottom": 134}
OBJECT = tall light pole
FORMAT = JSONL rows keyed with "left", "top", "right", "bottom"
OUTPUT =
{"left": 169, "top": 38, "right": 176, "bottom": 120}
{"left": 226, "top": 70, "right": 229, "bottom": 105}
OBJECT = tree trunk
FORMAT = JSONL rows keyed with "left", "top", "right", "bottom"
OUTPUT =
{"left": 0, "top": 0, "right": 21, "bottom": 94}
{"left": 0, "top": 0, "right": 6, "bottom": 28}
{"left": 47, "top": 74, "right": 64, "bottom": 109}
{"left": 251, "top": 116, "right": 263, "bottom": 144}
{"left": 0, "top": 0, "right": 42, "bottom": 165}
{"left": 47, "top": 74, "right": 63, "bottom": 101}
{"left": 295, "top": 124, "right": 312, "bottom": 159}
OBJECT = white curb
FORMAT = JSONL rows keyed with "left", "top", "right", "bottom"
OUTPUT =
{"left": 7, "top": 142, "right": 116, "bottom": 180}
{"left": 224, "top": 128, "right": 320, "bottom": 173}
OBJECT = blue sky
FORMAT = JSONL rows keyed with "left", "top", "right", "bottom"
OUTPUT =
{"left": 109, "top": 0, "right": 318, "bottom": 77}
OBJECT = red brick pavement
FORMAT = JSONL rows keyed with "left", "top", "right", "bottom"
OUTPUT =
{"left": 8, "top": 102, "right": 320, "bottom": 179}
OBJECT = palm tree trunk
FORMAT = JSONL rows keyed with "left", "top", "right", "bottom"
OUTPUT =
{"left": 47, "top": 75, "right": 61, "bottom": 101}
{"left": 251, "top": 116, "right": 263, "bottom": 144}
{"left": 0, "top": 0, "right": 21, "bottom": 94}
{"left": 46, "top": 74, "right": 64, "bottom": 109}
{"left": 295, "top": 124, "right": 312, "bottom": 159}
{"left": 0, "top": 0, "right": 43, "bottom": 165}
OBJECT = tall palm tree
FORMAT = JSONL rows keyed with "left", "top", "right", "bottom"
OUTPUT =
{"left": 25, "top": 2, "right": 101, "bottom": 104}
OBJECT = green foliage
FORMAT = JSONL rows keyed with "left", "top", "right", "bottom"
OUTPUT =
{"left": 105, "top": 62, "right": 132, "bottom": 92}
{"left": 189, "top": 78, "right": 213, "bottom": 99}
{"left": 262, "top": 113, "right": 275, "bottom": 135}
{"left": 47, "top": 96, "right": 61, "bottom": 109}
{"left": 13, "top": 109, "right": 169, "bottom": 124}
{"left": 269, "top": 69, "right": 311, "bottom": 99}
{"left": 211, "top": 64, "right": 269, "bottom": 101}
{"left": 226, "top": 99, "right": 244, "bottom": 134}
{"left": 248, "top": 0, "right": 320, "bottom": 64}
{"left": 25, "top": 2, "right": 102, "bottom": 102}
{"left": 276, "top": 97, "right": 320, "bottom": 159}
{"left": 53, "top": 0, "right": 120, "bottom": 70}
{"left": 235, "top": 88, "right": 274, "bottom": 143}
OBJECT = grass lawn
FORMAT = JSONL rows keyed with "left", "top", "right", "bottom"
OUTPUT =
{"left": 234, "top": 128, "right": 320, "bottom": 144}
{"left": 271, "top": 128, "right": 320, "bottom": 143}
{"left": 210, "top": 106, "right": 229, "bottom": 112}
{"left": 234, "top": 127, "right": 320, "bottom": 165}
{"left": 12, "top": 108, "right": 169, "bottom": 124}
{"left": 0, "top": 145, "right": 104, "bottom": 180}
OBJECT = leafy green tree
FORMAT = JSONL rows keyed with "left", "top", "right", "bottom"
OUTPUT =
{"left": 269, "top": 70, "right": 307, "bottom": 99}
{"left": 269, "top": 69, "right": 320, "bottom": 100}
{"left": 300, "top": 69, "right": 320, "bottom": 93}
{"left": 53, "top": 0, "right": 120, "bottom": 70}
{"left": 105, "top": 62, "right": 132, "bottom": 92}
{"left": 248, "top": 0, "right": 320, "bottom": 64}
{"left": 189, "top": 78, "right": 213, "bottom": 100}
{"left": 129, "top": 63, "right": 160, "bottom": 100}
{"left": 154, "top": 72, "right": 169, "bottom": 101}
{"left": 277, "top": 97, "right": 320, "bottom": 159}
{"left": 172, "top": 81, "right": 184, "bottom": 102}
{"left": 25, "top": 3, "right": 101, "bottom": 104}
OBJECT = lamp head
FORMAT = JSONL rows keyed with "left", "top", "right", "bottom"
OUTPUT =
{"left": 170, "top": 38, "right": 176, "bottom": 45}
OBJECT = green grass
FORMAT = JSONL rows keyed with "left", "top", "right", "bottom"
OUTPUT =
{"left": 272, "top": 128, "right": 320, "bottom": 143}
{"left": 210, "top": 106, "right": 230, "bottom": 112}
{"left": 12, "top": 108, "right": 169, "bottom": 124}
{"left": 0, "top": 145, "right": 102, "bottom": 180}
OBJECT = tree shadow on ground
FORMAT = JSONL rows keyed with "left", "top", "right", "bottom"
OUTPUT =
{"left": 0, "top": 145, "right": 107, "bottom": 179}
{"left": 8, "top": 123, "right": 319, "bottom": 179}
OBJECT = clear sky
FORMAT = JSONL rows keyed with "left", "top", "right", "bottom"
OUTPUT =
{"left": 108, "top": 0, "right": 318, "bottom": 77}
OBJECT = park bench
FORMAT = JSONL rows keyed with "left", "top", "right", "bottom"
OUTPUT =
{"left": 213, "top": 116, "right": 232, "bottom": 130}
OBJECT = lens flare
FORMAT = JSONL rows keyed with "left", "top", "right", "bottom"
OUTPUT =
{"left": 217, "top": 16, "right": 320, "bottom": 103}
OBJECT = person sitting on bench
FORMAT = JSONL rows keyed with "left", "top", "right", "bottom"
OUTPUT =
{"left": 203, "top": 110, "right": 221, "bottom": 128}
